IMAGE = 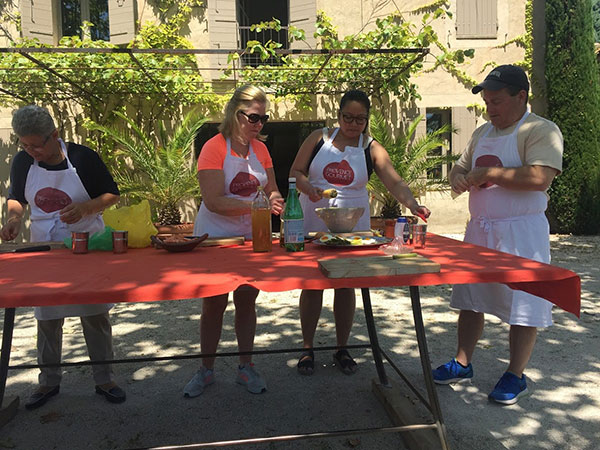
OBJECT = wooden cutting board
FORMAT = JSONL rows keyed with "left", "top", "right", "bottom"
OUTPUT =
{"left": 318, "top": 254, "right": 440, "bottom": 279}
{"left": 0, "top": 241, "right": 65, "bottom": 253}
{"left": 198, "top": 236, "right": 245, "bottom": 247}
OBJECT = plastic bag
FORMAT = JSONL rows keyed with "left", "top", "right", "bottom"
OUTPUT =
{"left": 103, "top": 200, "right": 158, "bottom": 248}
{"left": 63, "top": 226, "right": 115, "bottom": 251}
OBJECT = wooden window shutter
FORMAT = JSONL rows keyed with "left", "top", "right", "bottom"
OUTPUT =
{"left": 208, "top": 0, "right": 238, "bottom": 72}
{"left": 21, "top": 0, "right": 57, "bottom": 45}
{"left": 451, "top": 107, "right": 478, "bottom": 155}
{"left": 108, "top": 0, "right": 137, "bottom": 45}
{"left": 289, "top": 0, "right": 316, "bottom": 49}
{"left": 415, "top": 108, "right": 427, "bottom": 139}
{"left": 456, "top": 0, "right": 497, "bottom": 39}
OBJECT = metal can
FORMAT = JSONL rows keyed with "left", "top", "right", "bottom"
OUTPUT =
{"left": 112, "top": 230, "right": 128, "bottom": 254}
{"left": 72, "top": 231, "right": 89, "bottom": 254}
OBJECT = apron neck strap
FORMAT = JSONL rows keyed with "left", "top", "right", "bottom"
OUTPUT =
{"left": 327, "top": 128, "right": 363, "bottom": 148}
{"left": 226, "top": 137, "right": 254, "bottom": 159}
{"left": 328, "top": 128, "right": 339, "bottom": 143}
{"left": 32, "top": 139, "right": 72, "bottom": 168}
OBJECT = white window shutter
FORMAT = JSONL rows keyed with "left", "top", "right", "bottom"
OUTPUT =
{"left": 289, "top": 0, "right": 316, "bottom": 49}
{"left": 21, "top": 0, "right": 57, "bottom": 45}
{"left": 451, "top": 107, "right": 478, "bottom": 155}
{"left": 108, "top": 0, "right": 137, "bottom": 45}
{"left": 478, "top": 0, "right": 498, "bottom": 38}
{"left": 208, "top": 0, "right": 238, "bottom": 72}
{"left": 415, "top": 108, "right": 427, "bottom": 139}
{"left": 456, "top": 0, "right": 497, "bottom": 39}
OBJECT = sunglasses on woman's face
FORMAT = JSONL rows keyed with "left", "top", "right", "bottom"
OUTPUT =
{"left": 239, "top": 110, "right": 269, "bottom": 124}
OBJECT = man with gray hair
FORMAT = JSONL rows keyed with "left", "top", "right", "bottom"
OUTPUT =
{"left": 1, "top": 105, "right": 126, "bottom": 409}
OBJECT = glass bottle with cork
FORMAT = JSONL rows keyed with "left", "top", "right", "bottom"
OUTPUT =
{"left": 251, "top": 185, "right": 272, "bottom": 252}
{"left": 283, "top": 177, "right": 304, "bottom": 252}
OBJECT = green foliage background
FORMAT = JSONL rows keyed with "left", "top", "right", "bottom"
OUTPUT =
{"left": 546, "top": 0, "right": 600, "bottom": 234}
{"left": 0, "top": 1, "right": 474, "bottom": 222}
{"left": 592, "top": 0, "right": 600, "bottom": 42}
{"left": 232, "top": 7, "right": 474, "bottom": 110}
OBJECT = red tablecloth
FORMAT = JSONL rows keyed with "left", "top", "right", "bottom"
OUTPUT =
{"left": 0, "top": 234, "right": 580, "bottom": 317}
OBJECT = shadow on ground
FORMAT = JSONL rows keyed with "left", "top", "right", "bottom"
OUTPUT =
{"left": 0, "top": 235, "right": 598, "bottom": 449}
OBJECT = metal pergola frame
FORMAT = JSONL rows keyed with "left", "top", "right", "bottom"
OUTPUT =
{"left": 0, "top": 46, "right": 430, "bottom": 102}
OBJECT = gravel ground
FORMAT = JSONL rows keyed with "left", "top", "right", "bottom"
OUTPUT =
{"left": 0, "top": 234, "right": 598, "bottom": 450}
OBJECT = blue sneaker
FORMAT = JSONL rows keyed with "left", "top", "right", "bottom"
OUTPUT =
{"left": 488, "top": 372, "right": 528, "bottom": 405}
{"left": 432, "top": 358, "right": 473, "bottom": 384}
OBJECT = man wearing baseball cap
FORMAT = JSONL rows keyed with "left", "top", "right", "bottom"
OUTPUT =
{"left": 432, "top": 65, "right": 564, "bottom": 405}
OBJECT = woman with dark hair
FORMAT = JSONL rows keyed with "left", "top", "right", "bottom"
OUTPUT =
{"left": 290, "top": 89, "right": 430, "bottom": 376}
{"left": 183, "top": 85, "right": 283, "bottom": 398}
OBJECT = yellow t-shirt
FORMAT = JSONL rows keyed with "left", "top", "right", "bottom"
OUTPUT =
{"left": 455, "top": 112, "right": 563, "bottom": 173}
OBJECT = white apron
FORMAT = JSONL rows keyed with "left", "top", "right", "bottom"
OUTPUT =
{"left": 451, "top": 112, "right": 553, "bottom": 327}
{"left": 25, "top": 139, "right": 111, "bottom": 320}
{"left": 300, "top": 128, "right": 371, "bottom": 233}
{"left": 194, "top": 138, "right": 268, "bottom": 240}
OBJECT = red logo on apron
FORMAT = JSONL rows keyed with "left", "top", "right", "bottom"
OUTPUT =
{"left": 229, "top": 172, "right": 260, "bottom": 197}
{"left": 475, "top": 154, "right": 503, "bottom": 188}
{"left": 34, "top": 187, "right": 72, "bottom": 213}
{"left": 323, "top": 160, "right": 354, "bottom": 186}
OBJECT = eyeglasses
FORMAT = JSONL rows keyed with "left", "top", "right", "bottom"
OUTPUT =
{"left": 18, "top": 133, "right": 52, "bottom": 152}
{"left": 340, "top": 113, "right": 368, "bottom": 126}
{"left": 239, "top": 111, "right": 269, "bottom": 124}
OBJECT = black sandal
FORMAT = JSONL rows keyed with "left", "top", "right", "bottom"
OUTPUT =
{"left": 297, "top": 350, "right": 315, "bottom": 376}
{"left": 333, "top": 349, "right": 358, "bottom": 375}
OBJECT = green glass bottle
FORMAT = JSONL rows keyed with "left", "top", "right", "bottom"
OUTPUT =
{"left": 283, "top": 177, "right": 304, "bottom": 252}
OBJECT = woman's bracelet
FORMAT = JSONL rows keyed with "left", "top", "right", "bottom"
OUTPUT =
{"left": 7, "top": 216, "right": 22, "bottom": 224}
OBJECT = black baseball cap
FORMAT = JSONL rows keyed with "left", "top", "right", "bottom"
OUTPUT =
{"left": 472, "top": 65, "right": 529, "bottom": 94}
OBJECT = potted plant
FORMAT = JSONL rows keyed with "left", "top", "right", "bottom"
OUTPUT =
{"left": 367, "top": 111, "right": 457, "bottom": 235}
{"left": 88, "top": 110, "right": 207, "bottom": 234}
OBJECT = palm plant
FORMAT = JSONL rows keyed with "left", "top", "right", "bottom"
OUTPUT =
{"left": 88, "top": 110, "right": 207, "bottom": 225}
{"left": 368, "top": 111, "right": 458, "bottom": 218}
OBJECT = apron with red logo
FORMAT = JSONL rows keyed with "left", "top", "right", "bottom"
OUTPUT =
{"left": 451, "top": 112, "right": 553, "bottom": 327}
{"left": 300, "top": 128, "right": 371, "bottom": 233}
{"left": 194, "top": 138, "right": 268, "bottom": 239}
{"left": 24, "top": 139, "right": 111, "bottom": 320}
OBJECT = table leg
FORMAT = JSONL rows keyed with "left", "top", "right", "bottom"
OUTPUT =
{"left": 0, "top": 308, "right": 19, "bottom": 427}
{"left": 360, "top": 288, "right": 390, "bottom": 387}
{"left": 409, "top": 286, "right": 450, "bottom": 450}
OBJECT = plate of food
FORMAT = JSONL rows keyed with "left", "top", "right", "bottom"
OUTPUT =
{"left": 312, "top": 233, "right": 392, "bottom": 248}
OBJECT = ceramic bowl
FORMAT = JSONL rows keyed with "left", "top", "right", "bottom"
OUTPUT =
{"left": 151, "top": 233, "right": 208, "bottom": 252}
{"left": 314, "top": 207, "right": 365, "bottom": 233}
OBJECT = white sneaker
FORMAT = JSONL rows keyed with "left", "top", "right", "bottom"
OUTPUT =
{"left": 236, "top": 363, "right": 267, "bottom": 394}
{"left": 183, "top": 367, "right": 215, "bottom": 398}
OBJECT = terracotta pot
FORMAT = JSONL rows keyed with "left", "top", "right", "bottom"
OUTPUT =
{"left": 383, "top": 218, "right": 396, "bottom": 239}
{"left": 371, "top": 216, "right": 417, "bottom": 238}
{"left": 370, "top": 216, "right": 386, "bottom": 233}
{"left": 154, "top": 222, "right": 194, "bottom": 239}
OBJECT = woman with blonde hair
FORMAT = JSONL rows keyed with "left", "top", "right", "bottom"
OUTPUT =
{"left": 183, "top": 85, "right": 283, "bottom": 398}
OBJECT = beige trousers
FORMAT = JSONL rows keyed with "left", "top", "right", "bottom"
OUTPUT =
{"left": 36, "top": 312, "right": 115, "bottom": 387}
